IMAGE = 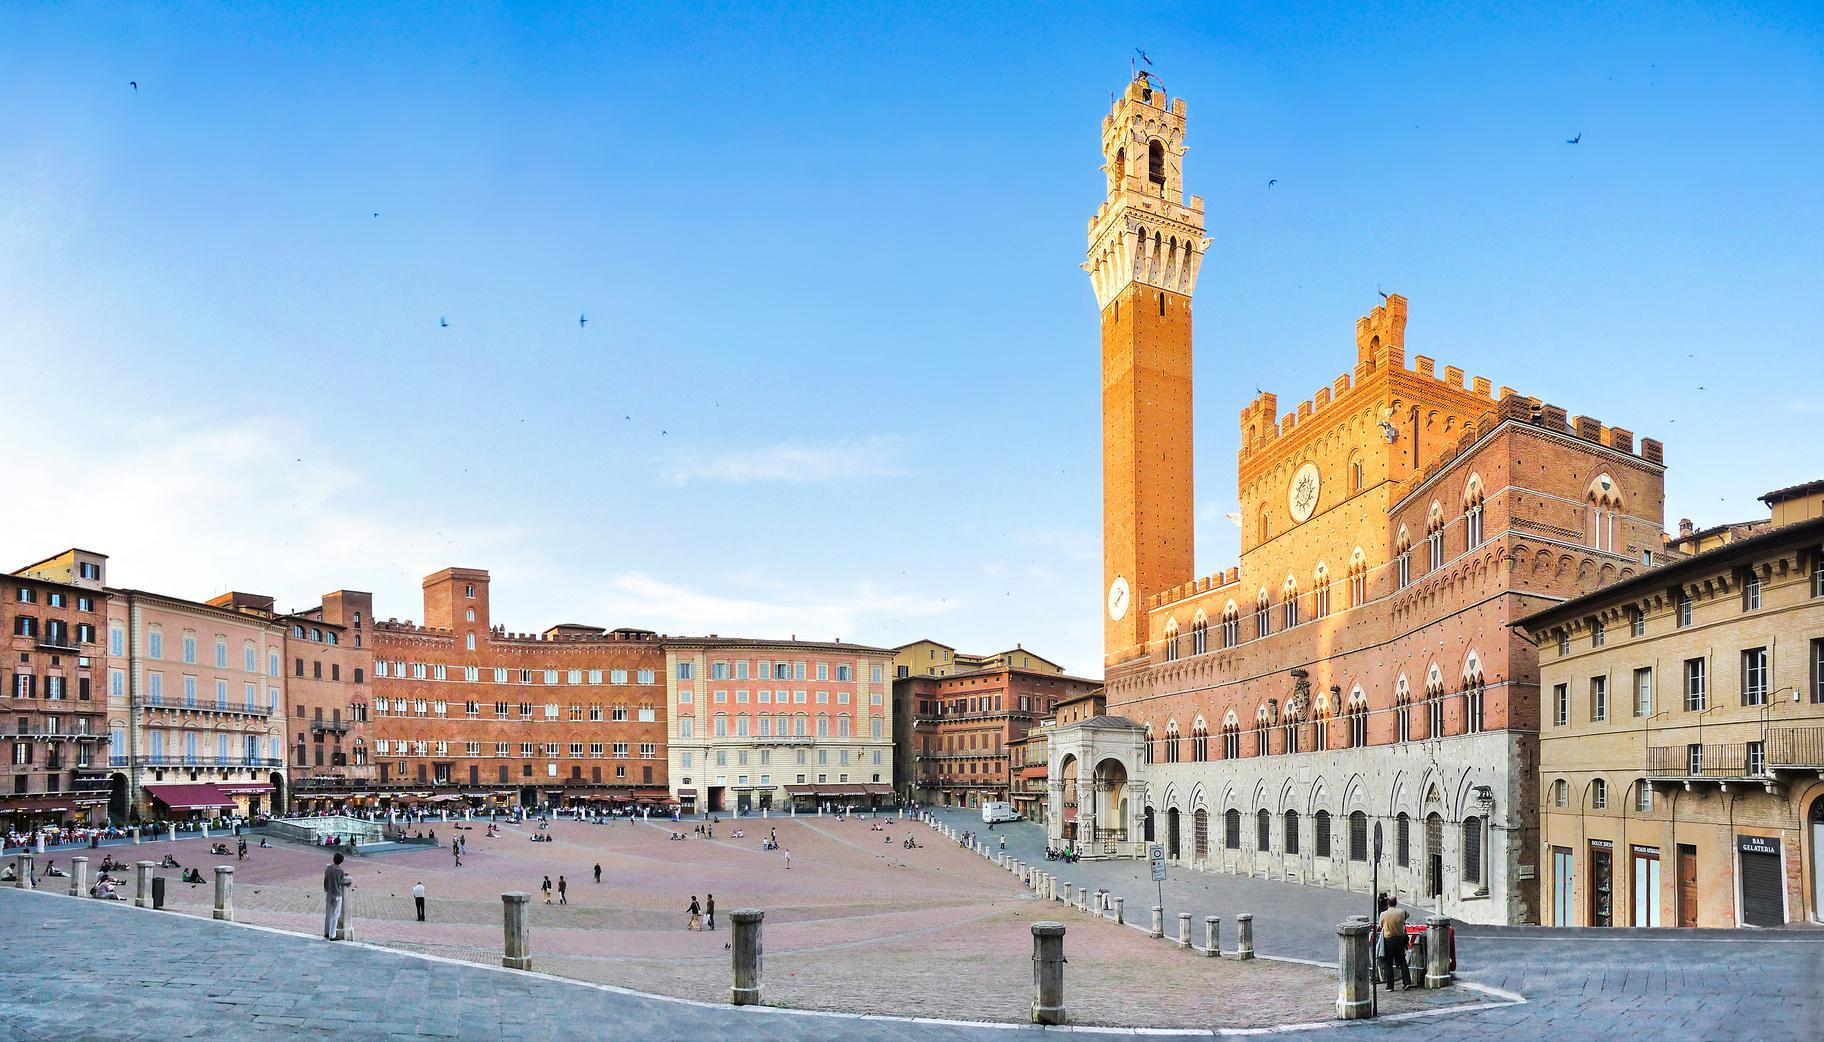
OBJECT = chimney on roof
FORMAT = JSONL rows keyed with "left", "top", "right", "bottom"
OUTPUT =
{"left": 1679, "top": 518, "right": 1694, "bottom": 538}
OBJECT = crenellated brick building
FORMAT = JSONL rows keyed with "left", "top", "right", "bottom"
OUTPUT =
{"left": 1054, "top": 72, "right": 1671, "bottom": 924}
{"left": 369, "top": 568, "right": 670, "bottom": 811}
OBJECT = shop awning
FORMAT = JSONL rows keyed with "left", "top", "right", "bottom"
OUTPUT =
{"left": 862, "top": 784, "right": 894, "bottom": 795}
{"left": 675, "top": 788, "right": 697, "bottom": 796}
{"left": 0, "top": 796, "right": 75, "bottom": 814}
{"left": 144, "top": 783, "right": 237, "bottom": 810}
{"left": 783, "top": 784, "right": 817, "bottom": 796}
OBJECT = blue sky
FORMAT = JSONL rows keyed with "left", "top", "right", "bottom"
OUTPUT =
{"left": 2, "top": 2, "right": 1820, "bottom": 677}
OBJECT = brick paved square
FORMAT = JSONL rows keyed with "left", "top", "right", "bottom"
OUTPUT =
{"left": 122, "top": 814, "right": 1459, "bottom": 1027}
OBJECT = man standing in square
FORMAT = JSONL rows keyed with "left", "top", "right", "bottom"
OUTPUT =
{"left": 323, "top": 853, "right": 350, "bottom": 940}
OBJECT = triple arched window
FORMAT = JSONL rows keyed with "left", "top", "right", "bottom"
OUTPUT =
{"left": 1427, "top": 502, "right": 1446, "bottom": 571}
{"left": 1588, "top": 473, "right": 1623, "bottom": 553}
{"left": 1463, "top": 475, "right": 1486, "bottom": 549}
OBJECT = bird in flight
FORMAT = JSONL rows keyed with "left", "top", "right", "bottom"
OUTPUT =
{"left": 129, "top": 81, "right": 137, "bottom": 92}
{"left": 439, "top": 317, "right": 449, "bottom": 328}
{"left": 579, "top": 313, "right": 588, "bottom": 329}
{"left": 1267, "top": 178, "right": 1278, "bottom": 188}
{"left": 372, "top": 212, "right": 379, "bottom": 218}
{"left": 1566, "top": 132, "right": 1582, "bottom": 144}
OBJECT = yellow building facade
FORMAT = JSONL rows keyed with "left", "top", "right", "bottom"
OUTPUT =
{"left": 1523, "top": 492, "right": 1824, "bottom": 928}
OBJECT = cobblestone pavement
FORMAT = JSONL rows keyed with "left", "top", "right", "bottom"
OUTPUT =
{"left": 928, "top": 809, "right": 1824, "bottom": 1041}
{"left": 7, "top": 814, "right": 1464, "bottom": 1030}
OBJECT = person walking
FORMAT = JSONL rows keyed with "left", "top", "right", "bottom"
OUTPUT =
{"left": 593, "top": 863, "right": 602, "bottom": 884}
{"left": 783, "top": 848, "right": 791, "bottom": 870}
{"left": 705, "top": 893, "right": 716, "bottom": 931}
{"left": 557, "top": 875, "right": 568, "bottom": 905}
{"left": 541, "top": 875, "right": 553, "bottom": 904}
{"left": 1378, "top": 894, "right": 1410, "bottom": 990}
{"left": 687, "top": 895, "right": 702, "bottom": 931}
{"left": 452, "top": 839, "right": 462, "bottom": 868}
{"left": 237, "top": 837, "right": 247, "bottom": 861}
{"left": 999, "top": 835, "right": 1006, "bottom": 854}
{"left": 412, "top": 881, "right": 426, "bottom": 922}
{"left": 322, "top": 852, "right": 350, "bottom": 940}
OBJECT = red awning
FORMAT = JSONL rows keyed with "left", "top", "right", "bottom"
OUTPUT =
{"left": 0, "top": 796, "right": 74, "bottom": 814}
{"left": 144, "top": 783, "right": 237, "bottom": 810}
{"left": 862, "top": 784, "right": 894, "bottom": 795}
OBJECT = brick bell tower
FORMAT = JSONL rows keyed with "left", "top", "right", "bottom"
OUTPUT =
{"left": 1087, "top": 72, "right": 1208, "bottom": 668}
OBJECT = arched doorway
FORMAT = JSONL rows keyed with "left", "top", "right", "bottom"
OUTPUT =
{"left": 1810, "top": 797, "right": 1824, "bottom": 923}
{"left": 1167, "top": 807, "right": 1182, "bottom": 860}
{"left": 267, "top": 771, "right": 286, "bottom": 817}
{"left": 108, "top": 773, "right": 129, "bottom": 824}
{"left": 1143, "top": 806, "right": 1156, "bottom": 842}
{"left": 1425, "top": 812, "right": 1445, "bottom": 899}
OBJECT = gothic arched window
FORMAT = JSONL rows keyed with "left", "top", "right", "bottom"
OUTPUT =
{"left": 1148, "top": 140, "right": 1166, "bottom": 185}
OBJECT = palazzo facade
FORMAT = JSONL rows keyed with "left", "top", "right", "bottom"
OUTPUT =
{"left": 1050, "top": 72, "right": 1670, "bottom": 924}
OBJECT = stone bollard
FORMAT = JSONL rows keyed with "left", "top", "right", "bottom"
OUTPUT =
{"left": 167, "top": 825, "right": 176, "bottom": 843}
{"left": 1091, "top": 891, "right": 1103, "bottom": 915}
{"left": 1336, "top": 917, "right": 1375, "bottom": 1019}
{"left": 730, "top": 909, "right": 765, "bottom": 1005}
{"left": 132, "top": 826, "right": 141, "bottom": 845}
{"left": 14, "top": 852, "right": 33, "bottom": 889}
{"left": 1425, "top": 916, "right": 1453, "bottom": 988}
{"left": 1114, "top": 895, "right": 1125, "bottom": 925}
{"left": 1030, "top": 921, "right": 1067, "bottom": 1025}
{"left": 1059, "top": 880, "right": 1071, "bottom": 904}
{"left": 34, "top": 834, "right": 45, "bottom": 854}
{"left": 1236, "top": 913, "right": 1255, "bottom": 959}
{"left": 1150, "top": 904, "right": 1164, "bottom": 939}
{"left": 1178, "top": 912, "right": 1192, "bottom": 948}
{"left": 135, "top": 861, "right": 155, "bottom": 908}
{"left": 501, "top": 892, "right": 532, "bottom": 970}
{"left": 213, "top": 866, "right": 234, "bottom": 921}
{"left": 1205, "top": 915, "right": 1220, "bottom": 957}
{"left": 201, "top": 823, "right": 210, "bottom": 840}
{"left": 70, "top": 856, "right": 88, "bottom": 897}
{"left": 1076, "top": 886, "right": 1088, "bottom": 913}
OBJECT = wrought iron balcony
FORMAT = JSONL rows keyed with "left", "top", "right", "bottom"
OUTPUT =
{"left": 1768, "top": 726, "right": 1824, "bottom": 770}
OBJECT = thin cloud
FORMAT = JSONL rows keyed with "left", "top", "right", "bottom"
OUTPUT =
{"left": 666, "top": 438, "right": 906, "bottom": 485}
{"left": 573, "top": 572, "right": 950, "bottom": 644}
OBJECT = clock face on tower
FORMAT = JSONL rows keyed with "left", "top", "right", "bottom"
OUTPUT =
{"left": 1288, "top": 462, "right": 1321, "bottom": 524}
{"left": 1107, "top": 575, "right": 1131, "bottom": 621}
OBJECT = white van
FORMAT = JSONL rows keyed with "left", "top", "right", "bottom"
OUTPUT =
{"left": 981, "top": 801, "right": 1020, "bottom": 824}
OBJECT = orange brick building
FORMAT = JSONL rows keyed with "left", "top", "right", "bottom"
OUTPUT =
{"left": 282, "top": 590, "right": 376, "bottom": 807}
{"left": 1054, "top": 72, "right": 1670, "bottom": 924}
{"left": 2, "top": 551, "right": 111, "bottom": 828}
{"left": 898, "top": 667, "right": 1099, "bottom": 808}
{"left": 370, "top": 568, "right": 669, "bottom": 811}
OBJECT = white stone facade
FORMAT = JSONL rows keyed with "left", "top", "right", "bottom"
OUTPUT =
{"left": 1050, "top": 724, "right": 1533, "bottom": 925}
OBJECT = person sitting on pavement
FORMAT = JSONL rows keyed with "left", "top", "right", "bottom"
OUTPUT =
{"left": 44, "top": 860, "right": 67, "bottom": 878}
{"left": 159, "top": 854, "right": 181, "bottom": 869}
